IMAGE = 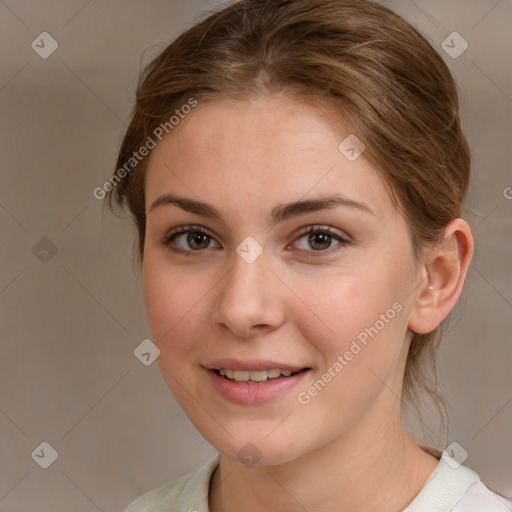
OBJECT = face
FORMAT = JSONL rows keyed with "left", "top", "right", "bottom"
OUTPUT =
{"left": 142, "top": 93, "right": 422, "bottom": 466}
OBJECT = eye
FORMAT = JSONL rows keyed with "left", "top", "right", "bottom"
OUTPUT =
{"left": 161, "top": 224, "right": 350, "bottom": 257}
{"left": 291, "top": 226, "right": 350, "bottom": 256}
{"left": 162, "top": 225, "right": 220, "bottom": 253}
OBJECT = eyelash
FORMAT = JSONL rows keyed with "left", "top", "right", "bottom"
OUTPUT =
{"left": 161, "top": 224, "right": 351, "bottom": 258}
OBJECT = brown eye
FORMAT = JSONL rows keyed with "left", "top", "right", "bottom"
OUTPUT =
{"left": 186, "top": 232, "right": 211, "bottom": 250}
{"left": 163, "top": 226, "right": 219, "bottom": 253}
{"left": 292, "top": 226, "right": 350, "bottom": 256}
{"left": 307, "top": 231, "right": 333, "bottom": 251}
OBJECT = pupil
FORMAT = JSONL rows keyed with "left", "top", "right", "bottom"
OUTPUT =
{"left": 188, "top": 232, "right": 209, "bottom": 249}
{"left": 309, "top": 232, "right": 331, "bottom": 251}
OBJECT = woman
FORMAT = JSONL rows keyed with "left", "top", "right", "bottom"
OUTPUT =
{"left": 105, "top": 0, "right": 512, "bottom": 510}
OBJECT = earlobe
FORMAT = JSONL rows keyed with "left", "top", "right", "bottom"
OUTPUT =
{"left": 408, "top": 219, "right": 474, "bottom": 335}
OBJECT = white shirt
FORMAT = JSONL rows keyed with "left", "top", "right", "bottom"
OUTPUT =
{"left": 126, "top": 451, "right": 512, "bottom": 511}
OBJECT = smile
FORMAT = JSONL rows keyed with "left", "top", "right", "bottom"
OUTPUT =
{"left": 207, "top": 366, "right": 311, "bottom": 405}
{"left": 215, "top": 368, "right": 306, "bottom": 382}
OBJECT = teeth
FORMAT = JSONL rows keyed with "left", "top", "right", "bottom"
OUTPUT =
{"left": 217, "top": 368, "right": 301, "bottom": 382}
{"left": 233, "top": 370, "right": 249, "bottom": 381}
{"left": 249, "top": 370, "right": 268, "bottom": 382}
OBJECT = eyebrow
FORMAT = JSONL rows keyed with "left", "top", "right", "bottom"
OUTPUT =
{"left": 148, "top": 193, "right": 374, "bottom": 224}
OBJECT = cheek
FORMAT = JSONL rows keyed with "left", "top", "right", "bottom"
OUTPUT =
{"left": 142, "top": 258, "right": 211, "bottom": 405}
{"left": 142, "top": 255, "right": 205, "bottom": 354}
{"left": 288, "top": 263, "right": 408, "bottom": 356}
{"left": 292, "top": 288, "right": 405, "bottom": 430}
{"left": 288, "top": 263, "right": 411, "bottom": 411}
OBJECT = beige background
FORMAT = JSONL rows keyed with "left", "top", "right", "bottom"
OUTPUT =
{"left": 0, "top": 0, "right": 511, "bottom": 510}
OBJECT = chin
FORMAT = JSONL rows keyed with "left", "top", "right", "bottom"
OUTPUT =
{"left": 205, "top": 430, "right": 307, "bottom": 468}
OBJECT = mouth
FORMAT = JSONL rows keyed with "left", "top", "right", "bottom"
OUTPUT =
{"left": 213, "top": 367, "right": 310, "bottom": 383}
{"left": 204, "top": 359, "right": 312, "bottom": 404}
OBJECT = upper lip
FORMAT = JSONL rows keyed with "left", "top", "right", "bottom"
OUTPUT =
{"left": 203, "top": 358, "right": 309, "bottom": 372}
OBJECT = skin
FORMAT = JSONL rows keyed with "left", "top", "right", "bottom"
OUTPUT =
{"left": 142, "top": 92, "right": 473, "bottom": 512}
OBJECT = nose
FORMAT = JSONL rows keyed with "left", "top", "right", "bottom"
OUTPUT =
{"left": 211, "top": 248, "right": 286, "bottom": 339}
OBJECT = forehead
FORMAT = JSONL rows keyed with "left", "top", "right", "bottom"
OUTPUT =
{"left": 144, "top": 93, "right": 394, "bottom": 222}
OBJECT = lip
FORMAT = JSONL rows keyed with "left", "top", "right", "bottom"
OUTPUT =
{"left": 203, "top": 359, "right": 311, "bottom": 406}
{"left": 204, "top": 358, "right": 307, "bottom": 372}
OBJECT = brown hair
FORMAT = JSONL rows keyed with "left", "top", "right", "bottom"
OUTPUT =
{"left": 106, "top": 0, "right": 471, "bottom": 449}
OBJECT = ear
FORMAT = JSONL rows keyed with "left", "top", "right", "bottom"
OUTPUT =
{"left": 408, "top": 218, "right": 474, "bottom": 335}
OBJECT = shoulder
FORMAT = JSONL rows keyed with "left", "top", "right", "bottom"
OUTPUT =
{"left": 405, "top": 450, "right": 512, "bottom": 512}
{"left": 452, "top": 481, "right": 512, "bottom": 512}
{"left": 125, "top": 455, "right": 220, "bottom": 512}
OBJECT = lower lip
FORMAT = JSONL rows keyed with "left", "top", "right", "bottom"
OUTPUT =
{"left": 206, "top": 369, "right": 311, "bottom": 406}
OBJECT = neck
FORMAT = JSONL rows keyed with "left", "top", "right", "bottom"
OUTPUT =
{"left": 209, "top": 401, "right": 439, "bottom": 512}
